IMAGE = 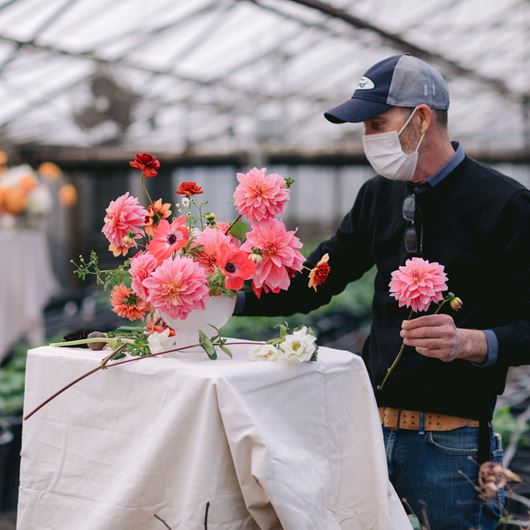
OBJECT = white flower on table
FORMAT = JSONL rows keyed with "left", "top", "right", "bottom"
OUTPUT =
{"left": 147, "top": 328, "right": 176, "bottom": 354}
{"left": 279, "top": 326, "right": 317, "bottom": 362}
{"left": 249, "top": 344, "right": 282, "bottom": 361}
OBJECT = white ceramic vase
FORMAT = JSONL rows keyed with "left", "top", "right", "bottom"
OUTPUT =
{"left": 159, "top": 294, "right": 236, "bottom": 353}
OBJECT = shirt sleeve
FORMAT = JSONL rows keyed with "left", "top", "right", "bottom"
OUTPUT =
{"left": 472, "top": 330, "right": 499, "bottom": 367}
{"left": 237, "top": 179, "right": 375, "bottom": 317}
{"left": 489, "top": 189, "right": 530, "bottom": 366}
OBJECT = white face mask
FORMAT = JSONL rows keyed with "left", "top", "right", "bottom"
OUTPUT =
{"left": 362, "top": 107, "right": 425, "bottom": 181}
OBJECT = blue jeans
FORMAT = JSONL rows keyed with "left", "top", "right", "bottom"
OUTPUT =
{"left": 383, "top": 424, "right": 504, "bottom": 530}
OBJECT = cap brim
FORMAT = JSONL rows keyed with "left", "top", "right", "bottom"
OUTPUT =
{"left": 324, "top": 98, "right": 392, "bottom": 124}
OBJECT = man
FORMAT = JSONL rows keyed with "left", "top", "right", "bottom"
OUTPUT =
{"left": 234, "top": 54, "right": 530, "bottom": 529}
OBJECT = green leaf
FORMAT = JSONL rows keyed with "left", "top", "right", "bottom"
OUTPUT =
{"left": 219, "top": 344, "right": 233, "bottom": 358}
{"left": 198, "top": 330, "right": 217, "bottom": 360}
{"left": 228, "top": 219, "right": 247, "bottom": 242}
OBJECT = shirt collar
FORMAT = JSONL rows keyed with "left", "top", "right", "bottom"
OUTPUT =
{"left": 426, "top": 141, "right": 465, "bottom": 187}
{"left": 409, "top": 141, "right": 465, "bottom": 194}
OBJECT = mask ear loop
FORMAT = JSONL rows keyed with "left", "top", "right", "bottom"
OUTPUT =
{"left": 398, "top": 106, "right": 426, "bottom": 153}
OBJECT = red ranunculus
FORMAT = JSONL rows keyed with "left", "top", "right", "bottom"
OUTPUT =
{"left": 129, "top": 153, "right": 160, "bottom": 178}
{"left": 176, "top": 181, "right": 204, "bottom": 196}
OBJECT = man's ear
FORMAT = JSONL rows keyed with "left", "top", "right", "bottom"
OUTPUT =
{"left": 416, "top": 104, "right": 433, "bottom": 134}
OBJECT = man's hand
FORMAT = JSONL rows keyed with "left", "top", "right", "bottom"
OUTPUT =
{"left": 400, "top": 314, "right": 488, "bottom": 364}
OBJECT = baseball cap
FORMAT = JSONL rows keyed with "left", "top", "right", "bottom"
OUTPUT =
{"left": 324, "top": 54, "right": 450, "bottom": 124}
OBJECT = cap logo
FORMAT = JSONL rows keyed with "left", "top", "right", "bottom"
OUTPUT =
{"left": 356, "top": 76, "right": 375, "bottom": 90}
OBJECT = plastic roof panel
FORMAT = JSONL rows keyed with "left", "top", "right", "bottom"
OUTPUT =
{"left": 0, "top": 0, "right": 527, "bottom": 154}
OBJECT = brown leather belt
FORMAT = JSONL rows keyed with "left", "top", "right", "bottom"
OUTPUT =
{"left": 378, "top": 406, "right": 480, "bottom": 431}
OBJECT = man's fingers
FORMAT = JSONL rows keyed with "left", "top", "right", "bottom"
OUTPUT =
{"left": 401, "top": 314, "right": 451, "bottom": 330}
{"left": 404, "top": 338, "right": 450, "bottom": 349}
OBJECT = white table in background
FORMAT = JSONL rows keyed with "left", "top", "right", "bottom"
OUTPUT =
{"left": 17, "top": 343, "right": 411, "bottom": 530}
{"left": 0, "top": 229, "right": 55, "bottom": 362}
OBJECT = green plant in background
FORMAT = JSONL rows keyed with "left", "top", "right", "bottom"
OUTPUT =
{"left": 0, "top": 343, "right": 28, "bottom": 417}
{"left": 493, "top": 405, "right": 529, "bottom": 450}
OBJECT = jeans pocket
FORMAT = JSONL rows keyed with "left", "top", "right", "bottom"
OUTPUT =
{"left": 427, "top": 427, "right": 479, "bottom": 455}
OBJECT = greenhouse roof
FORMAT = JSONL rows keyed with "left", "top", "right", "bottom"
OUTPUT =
{"left": 0, "top": 0, "right": 528, "bottom": 156}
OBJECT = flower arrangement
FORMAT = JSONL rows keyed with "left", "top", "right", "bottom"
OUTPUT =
{"left": 378, "top": 257, "right": 462, "bottom": 390}
{"left": 0, "top": 153, "right": 77, "bottom": 228}
{"left": 70, "top": 153, "right": 331, "bottom": 358}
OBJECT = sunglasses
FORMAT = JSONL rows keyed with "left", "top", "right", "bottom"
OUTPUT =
{"left": 402, "top": 193, "right": 423, "bottom": 255}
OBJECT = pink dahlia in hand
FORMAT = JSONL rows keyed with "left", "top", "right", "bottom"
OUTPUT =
{"left": 389, "top": 257, "right": 448, "bottom": 313}
{"left": 143, "top": 256, "right": 209, "bottom": 320}
{"left": 233, "top": 167, "right": 289, "bottom": 223}
{"left": 102, "top": 192, "right": 148, "bottom": 257}
{"left": 129, "top": 251, "right": 157, "bottom": 300}
{"left": 217, "top": 246, "right": 256, "bottom": 290}
{"left": 195, "top": 227, "right": 234, "bottom": 272}
{"left": 110, "top": 284, "right": 149, "bottom": 320}
{"left": 148, "top": 217, "right": 189, "bottom": 262}
{"left": 242, "top": 218, "right": 304, "bottom": 297}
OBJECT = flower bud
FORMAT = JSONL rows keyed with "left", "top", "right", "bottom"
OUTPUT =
{"left": 87, "top": 331, "right": 107, "bottom": 350}
{"left": 450, "top": 297, "right": 463, "bottom": 311}
{"left": 248, "top": 253, "right": 262, "bottom": 264}
{"left": 122, "top": 234, "right": 135, "bottom": 246}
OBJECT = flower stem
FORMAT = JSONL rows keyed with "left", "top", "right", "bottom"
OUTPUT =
{"left": 49, "top": 337, "right": 134, "bottom": 347}
{"left": 377, "top": 309, "right": 414, "bottom": 391}
{"left": 142, "top": 176, "right": 159, "bottom": 223}
{"left": 224, "top": 214, "right": 242, "bottom": 236}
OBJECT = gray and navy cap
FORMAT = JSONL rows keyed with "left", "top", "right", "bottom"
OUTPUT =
{"left": 324, "top": 54, "right": 450, "bottom": 123}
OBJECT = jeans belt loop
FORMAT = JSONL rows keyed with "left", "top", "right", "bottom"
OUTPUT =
{"left": 419, "top": 411, "right": 425, "bottom": 435}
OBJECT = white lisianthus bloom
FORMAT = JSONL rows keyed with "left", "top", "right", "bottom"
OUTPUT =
{"left": 249, "top": 343, "right": 282, "bottom": 361}
{"left": 147, "top": 328, "right": 176, "bottom": 354}
{"left": 279, "top": 326, "right": 317, "bottom": 362}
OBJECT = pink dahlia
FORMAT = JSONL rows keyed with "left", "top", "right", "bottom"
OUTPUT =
{"left": 241, "top": 218, "right": 304, "bottom": 297}
{"left": 129, "top": 251, "right": 157, "bottom": 300}
{"left": 215, "top": 221, "right": 241, "bottom": 247}
{"left": 143, "top": 256, "right": 209, "bottom": 320}
{"left": 195, "top": 227, "right": 233, "bottom": 272}
{"left": 233, "top": 167, "right": 289, "bottom": 223}
{"left": 102, "top": 192, "right": 147, "bottom": 257}
{"left": 110, "top": 284, "right": 149, "bottom": 321}
{"left": 147, "top": 217, "right": 189, "bottom": 262}
{"left": 217, "top": 246, "right": 256, "bottom": 290}
{"left": 389, "top": 257, "right": 448, "bottom": 313}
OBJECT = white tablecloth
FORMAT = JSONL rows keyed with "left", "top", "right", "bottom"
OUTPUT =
{"left": 18, "top": 343, "right": 412, "bottom": 530}
{"left": 0, "top": 229, "right": 56, "bottom": 361}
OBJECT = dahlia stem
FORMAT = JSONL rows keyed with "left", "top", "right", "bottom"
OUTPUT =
{"left": 377, "top": 309, "right": 414, "bottom": 391}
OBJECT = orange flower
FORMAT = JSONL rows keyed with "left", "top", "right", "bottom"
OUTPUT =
{"left": 308, "top": 253, "right": 331, "bottom": 291}
{"left": 129, "top": 153, "right": 160, "bottom": 178}
{"left": 38, "top": 162, "right": 62, "bottom": 181}
{"left": 144, "top": 198, "right": 171, "bottom": 236}
{"left": 110, "top": 284, "right": 149, "bottom": 320}
{"left": 3, "top": 186, "right": 27, "bottom": 214}
{"left": 176, "top": 181, "right": 203, "bottom": 196}
{"left": 59, "top": 183, "right": 78, "bottom": 207}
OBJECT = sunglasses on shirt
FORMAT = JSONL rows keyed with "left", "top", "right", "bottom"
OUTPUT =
{"left": 402, "top": 193, "right": 423, "bottom": 255}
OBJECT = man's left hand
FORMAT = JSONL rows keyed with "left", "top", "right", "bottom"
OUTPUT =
{"left": 401, "top": 314, "right": 488, "bottom": 363}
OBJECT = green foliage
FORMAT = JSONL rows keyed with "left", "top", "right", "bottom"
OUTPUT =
{"left": 72, "top": 251, "right": 131, "bottom": 293}
{"left": 493, "top": 405, "right": 529, "bottom": 449}
{"left": 228, "top": 218, "right": 247, "bottom": 243}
